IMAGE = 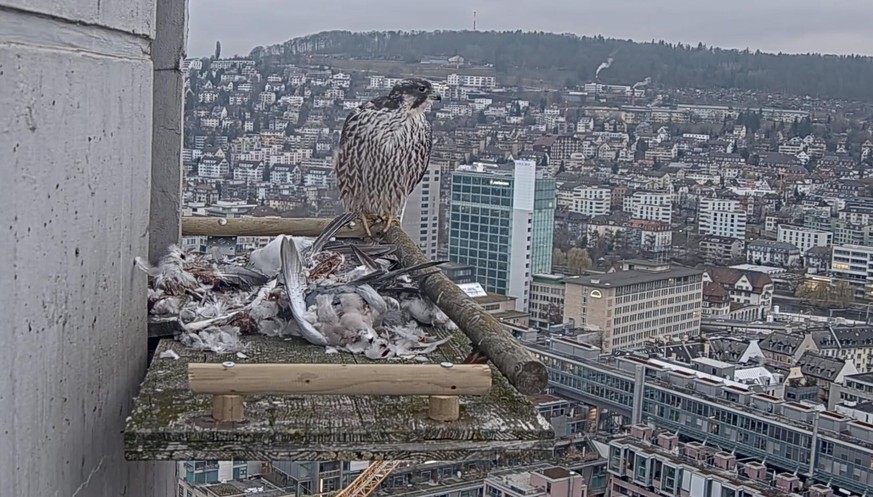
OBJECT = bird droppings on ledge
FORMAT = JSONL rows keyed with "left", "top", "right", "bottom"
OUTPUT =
{"left": 124, "top": 333, "right": 555, "bottom": 462}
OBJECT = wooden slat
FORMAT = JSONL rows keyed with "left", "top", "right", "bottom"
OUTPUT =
{"left": 188, "top": 363, "right": 492, "bottom": 396}
{"left": 181, "top": 216, "right": 367, "bottom": 238}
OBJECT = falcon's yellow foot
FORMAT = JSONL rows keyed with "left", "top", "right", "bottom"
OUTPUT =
{"left": 382, "top": 215, "right": 402, "bottom": 232}
{"left": 358, "top": 215, "right": 374, "bottom": 238}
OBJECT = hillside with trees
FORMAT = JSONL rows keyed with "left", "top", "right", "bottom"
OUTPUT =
{"left": 257, "top": 30, "right": 873, "bottom": 101}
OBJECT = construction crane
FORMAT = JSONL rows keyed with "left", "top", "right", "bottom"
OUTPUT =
{"left": 263, "top": 461, "right": 403, "bottom": 497}
{"left": 333, "top": 461, "right": 403, "bottom": 497}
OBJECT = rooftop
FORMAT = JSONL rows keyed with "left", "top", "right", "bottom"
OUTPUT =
{"left": 563, "top": 266, "right": 702, "bottom": 289}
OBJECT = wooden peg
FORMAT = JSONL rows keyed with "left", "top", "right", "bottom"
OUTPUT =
{"left": 428, "top": 395, "right": 460, "bottom": 421}
{"left": 212, "top": 394, "right": 244, "bottom": 422}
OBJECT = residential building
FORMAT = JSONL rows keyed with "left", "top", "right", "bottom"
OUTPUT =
{"left": 702, "top": 267, "right": 774, "bottom": 320}
{"left": 624, "top": 219, "right": 672, "bottom": 257}
{"left": 530, "top": 274, "right": 567, "bottom": 331}
{"left": 261, "top": 461, "right": 364, "bottom": 496}
{"left": 401, "top": 160, "right": 441, "bottom": 260}
{"left": 447, "top": 73, "right": 497, "bottom": 89}
{"left": 177, "top": 460, "right": 255, "bottom": 486}
{"left": 699, "top": 198, "right": 747, "bottom": 240}
{"left": 805, "top": 245, "right": 831, "bottom": 271}
{"left": 745, "top": 240, "right": 801, "bottom": 267}
{"left": 837, "top": 372, "right": 873, "bottom": 406}
{"left": 562, "top": 261, "right": 703, "bottom": 353}
{"left": 607, "top": 427, "right": 801, "bottom": 497}
{"left": 758, "top": 332, "right": 817, "bottom": 366}
{"left": 701, "top": 282, "right": 731, "bottom": 317}
{"left": 699, "top": 235, "right": 745, "bottom": 264}
{"left": 794, "top": 350, "right": 858, "bottom": 405}
{"left": 449, "top": 161, "right": 556, "bottom": 311}
{"left": 777, "top": 225, "right": 833, "bottom": 253}
{"left": 198, "top": 155, "right": 230, "bottom": 178}
{"left": 484, "top": 466, "right": 588, "bottom": 497}
{"left": 814, "top": 325, "right": 873, "bottom": 374}
{"left": 805, "top": 214, "right": 873, "bottom": 247}
{"left": 831, "top": 244, "right": 873, "bottom": 299}
{"left": 568, "top": 186, "right": 612, "bottom": 217}
{"left": 622, "top": 191, "right": 673, "bottom": 224}
{"left": 177, "top": 476, "right": 289, "bottom": 497}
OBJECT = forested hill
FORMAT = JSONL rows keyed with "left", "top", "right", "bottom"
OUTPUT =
{"left": 259, "top": 30, "right": 873, "bottom": 101}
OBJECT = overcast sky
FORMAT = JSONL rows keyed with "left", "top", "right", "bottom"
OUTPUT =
{"left": 188, "top": 0, "right": 873, "bottom": 58}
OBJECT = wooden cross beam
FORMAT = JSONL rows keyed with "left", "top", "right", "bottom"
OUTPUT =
{"left": 188, "top": 362, "right": 492, "bottom": 423}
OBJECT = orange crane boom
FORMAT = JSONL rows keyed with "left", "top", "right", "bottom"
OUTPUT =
{"left": 334, "top": 461, "right": 403, "bottom": 497}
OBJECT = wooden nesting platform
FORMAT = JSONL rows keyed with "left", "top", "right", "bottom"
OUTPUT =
{"left": 127, "top": 217, "right": 554, "bottom": 462}
{"left": 124, "top": 331, "right": 555, "bottom": 462}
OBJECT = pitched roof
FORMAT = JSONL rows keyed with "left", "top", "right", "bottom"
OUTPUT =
{"left": 704, "top": 267, "right": 773, "bottom": 293}
{"left": 797, "top": 350, "right": 847, "bottom": 382}
{"left": 708, "top": 337, "right": 752, "bottom": 363}
{"left": 758, "top": 332, "right": 805, "bottom": 355}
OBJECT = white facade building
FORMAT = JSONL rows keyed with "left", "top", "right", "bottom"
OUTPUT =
{"left": 623, "top": 191, "right": 673, "bottom": 224}
{"left": 401, "top": 161, "right": 441, "bottom": 260}
{"left": 777, "top": 225, "right": 833, "bottom": 253}
{"left": 446, "top": 73, "right": 497, "bottom": 89}
{"left": 699, "top": 198, "right": 747, "bottom": 240}
{"left": 569, "top": 186, "right": 611, "bottom": 217}
{"left": 832, "top": 244, "right": 873, "bottom": 299}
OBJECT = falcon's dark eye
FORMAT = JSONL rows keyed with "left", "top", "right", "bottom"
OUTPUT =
{"left": 418, "top": 86, "right": 427, "bottom": 92}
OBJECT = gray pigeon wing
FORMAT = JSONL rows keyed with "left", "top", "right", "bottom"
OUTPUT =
{"left": 280, "top": 237, "right": 328, "bottom": 346}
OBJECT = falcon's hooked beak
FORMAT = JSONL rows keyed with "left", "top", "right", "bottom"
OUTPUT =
{"left": 428, "top": 93, "right": 442, "bottom": 101}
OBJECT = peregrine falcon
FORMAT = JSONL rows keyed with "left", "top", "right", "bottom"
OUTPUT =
{"left": 334, "top": 77, "right": 441, "bottom": 237}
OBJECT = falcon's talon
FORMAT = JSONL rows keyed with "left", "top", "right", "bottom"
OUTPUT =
{"left": 359, "top": 215, "right": 374, "bottom": 238}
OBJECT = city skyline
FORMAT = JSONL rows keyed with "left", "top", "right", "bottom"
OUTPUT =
{"left": 189, "top": 0, "right": 873, "bottom": 58}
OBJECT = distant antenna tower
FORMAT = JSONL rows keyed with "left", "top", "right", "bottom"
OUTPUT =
{"left": 473, "top": 11, "right": 477, "bottom": 31}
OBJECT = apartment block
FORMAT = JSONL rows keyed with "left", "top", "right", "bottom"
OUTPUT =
{"left": 607, "top": 427, "right": 811, "bottom": 497}
{"left": 623, "top": 191, "right": 673, "bottom": 224}
{"left": 562, "top": 260, "right": 703, "bottom": 353}
{"left": 699, "top": 235, "right": 745, "bottom": 264}
{"left": 699, "top": 198, "right": 747, "bottom": 240}
{"left": 568, "top": 186, "right": 612, "bottom": 217}
{"left": 777, "top": 225, "right": 833, "bottom": 253}
{"left": 831, "top": 244, "right": 873, "bottom": 299}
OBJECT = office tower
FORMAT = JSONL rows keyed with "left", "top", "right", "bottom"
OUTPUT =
{"left": 448, "top": 160, "right": 556, "bottom": 311}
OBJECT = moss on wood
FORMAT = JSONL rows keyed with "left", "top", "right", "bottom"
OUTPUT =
{"left": 125, "top": 333, "right": 554, "bottom": 462}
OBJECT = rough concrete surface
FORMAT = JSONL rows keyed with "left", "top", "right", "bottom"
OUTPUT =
{"left": 0, "top": 1, "right": 181, "bottom": 495}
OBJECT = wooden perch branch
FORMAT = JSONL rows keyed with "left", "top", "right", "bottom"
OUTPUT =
{"left": 384, "top": 225, "right": 549, "bottom": 395}
{"left": 181, "top": 217, "right": 366, "bottom": 238}
{"left": 188, "top": 363, "right": 492, "bottom": 396}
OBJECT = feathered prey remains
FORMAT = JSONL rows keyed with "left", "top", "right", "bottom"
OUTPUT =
{"left": 334, "top": 78, "right": 441, "bottom": 237}
{"left": 137, "top": 213, "right": 457, "bottom": 360}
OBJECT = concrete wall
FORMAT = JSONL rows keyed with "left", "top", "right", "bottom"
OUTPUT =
{"left": 0, "top": 1, "right": 183, "bottom": 495}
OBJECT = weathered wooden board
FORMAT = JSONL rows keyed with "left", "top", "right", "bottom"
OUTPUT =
{"left": 124, "top": 331, "right": 555, "bottom": 462}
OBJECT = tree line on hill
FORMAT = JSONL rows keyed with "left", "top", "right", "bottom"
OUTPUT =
{"left": 260, "top": 30, "right": 873, "bottom": 101}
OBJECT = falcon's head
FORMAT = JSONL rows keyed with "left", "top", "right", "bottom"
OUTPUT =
{"left": 389, "top": 78, "right": 441, "bottom": 110}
